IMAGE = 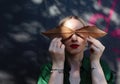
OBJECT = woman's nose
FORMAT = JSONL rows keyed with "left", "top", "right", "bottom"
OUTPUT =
{"left": 71, "top": 34, "right": 77, "bottom": 42}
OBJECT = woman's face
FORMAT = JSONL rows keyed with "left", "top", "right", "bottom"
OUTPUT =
{"left": 63, "top": 18, "right": 87, "bottom": 55}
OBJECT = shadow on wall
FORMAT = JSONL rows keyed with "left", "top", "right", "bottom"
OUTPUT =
{"left": 0, "top": 0, "right": 120, "bottom": 84}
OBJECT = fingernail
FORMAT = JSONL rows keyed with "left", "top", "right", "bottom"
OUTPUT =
{"left": 89, "top": 36, "right": 93, "bottom": 39}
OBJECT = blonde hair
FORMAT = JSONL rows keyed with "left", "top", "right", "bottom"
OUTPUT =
{"left": 58, "top": 16, "right": 87, "bottom": 27}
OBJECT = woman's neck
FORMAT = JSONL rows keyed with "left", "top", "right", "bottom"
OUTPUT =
{"left": 67, "top": 52, "right": 84, "bottom": 70}
{"left": 68, "top": 52, "right": 83, "bottom": 84}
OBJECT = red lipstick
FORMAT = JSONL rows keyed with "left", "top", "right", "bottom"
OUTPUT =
{"left": 70, "top": 44, "right": 79, "bottom": 49}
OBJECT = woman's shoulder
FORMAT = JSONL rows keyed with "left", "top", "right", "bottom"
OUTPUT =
{"left": 100, "top": 60, "right": 115, "bottom": 83}
{"left": 37, "top": 63, "right": 52, "bottom": 84}
{"left": 40, "top": 63, "right": 52, "bottom": 76}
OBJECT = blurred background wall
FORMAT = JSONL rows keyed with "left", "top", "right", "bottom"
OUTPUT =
{"left": 0, "top": 0, "right": 120, "bottom": 84}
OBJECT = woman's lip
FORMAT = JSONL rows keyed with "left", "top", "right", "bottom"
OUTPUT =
{"left": 70, "top": 44, "right": 79, "bottom": 49}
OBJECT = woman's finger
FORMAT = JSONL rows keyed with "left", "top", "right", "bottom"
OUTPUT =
{"left": 87, "top": 36, "right": 103, "bottom": 48}
{"left": 49, "top": 38, "right": 63, "bottom": 52}
{"left": 56, "top": 38, "right": 62, "bottom": 48}
{"left": 51, "top": 38, "right": 61, "bottom": 47}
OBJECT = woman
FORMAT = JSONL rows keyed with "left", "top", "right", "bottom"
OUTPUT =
{"left": 37, "top": 16, "right": 114, "bottom": 84}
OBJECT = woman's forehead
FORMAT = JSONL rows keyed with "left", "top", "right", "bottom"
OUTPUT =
{"left": 63, "top": 18, "right": 85, "bottom": 30}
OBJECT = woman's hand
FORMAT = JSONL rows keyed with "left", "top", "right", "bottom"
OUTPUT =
{"left": 49, "top": 38, "right": 65, "bottom": 69}
{"left": 87, "top": 36, "right": 105, "bottom": 62}
{"left": 87, "top": 36, "right": 107, "bottom": 84}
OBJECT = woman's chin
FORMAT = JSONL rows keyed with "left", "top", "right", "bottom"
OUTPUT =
{"left": 68, "top": 49, "right": 82, "bottom": 55}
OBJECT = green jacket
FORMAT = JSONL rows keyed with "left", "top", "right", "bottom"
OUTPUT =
{"left": 37, "top": 57, "right": 114, "bottom": 84}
